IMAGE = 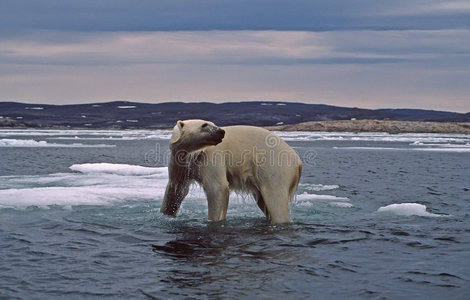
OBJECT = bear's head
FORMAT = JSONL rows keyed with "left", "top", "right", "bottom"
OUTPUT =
{"left": 169, "top": 119, "right": 225, "bottom": 152}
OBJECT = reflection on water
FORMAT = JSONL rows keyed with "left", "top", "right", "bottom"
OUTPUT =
{"left": 150, "top": 220, "right": 307, "bottom": 298}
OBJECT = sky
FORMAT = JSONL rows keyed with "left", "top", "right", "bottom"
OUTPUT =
{"left": 1, "top": 0, "right": 469, "bottom": 112}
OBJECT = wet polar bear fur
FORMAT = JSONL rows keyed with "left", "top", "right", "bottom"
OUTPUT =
{"left": 160, "top": 119, "right": 302, "bottom": 224}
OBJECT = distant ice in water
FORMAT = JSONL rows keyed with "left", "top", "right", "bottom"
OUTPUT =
{"left": 0, "top": 139, "right": 50, "bottom": 147}
{"left": 294, "top": 184, "right": 351, "bottom": 207}
{"left": 414, "top": 147, "right": 470, "bottom": 153}
{"left": 0, "top": 139, "right": 115, "bottom": 148}
{"left": 295, "top": 192, "right": 352, "bottom": 208}
{"left": 69, "top": 163, "right": 167, "bottom": 176}
{"left": 276, "top": 131, "right": 470, "bottom": 145}
{"left": 297, "top": 193, "right": 349, "bottom": 201}
{"left": 0, "top": 129, "right": 172, "bottom": 140}
{"left": 331, "top": 202, "right": 354, "bottom": 208}
{"left": 299, "top": 183, "right": 339, "bottom": 191}
{"left": 3, "top": 129, "right": 467, "bottom": 153}
{"left": 377, "top": 203, "right": 447, "bottom": 217}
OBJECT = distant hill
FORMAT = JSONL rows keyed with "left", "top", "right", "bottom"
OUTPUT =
{"left": 0, "top": 101, "right": 469, "bottom": 129}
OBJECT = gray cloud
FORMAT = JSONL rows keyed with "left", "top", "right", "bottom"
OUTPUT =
{"left": 1, "top": 0, "right": 469, "bottom": 35}
{"left": 1, "top": 30, "right": 469, "bottom": 111}
{"left": 2, "top": 30, "right": 468, "bottom": 66}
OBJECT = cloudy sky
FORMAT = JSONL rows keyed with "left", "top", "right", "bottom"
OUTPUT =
{"left": 1, "top": 0, "right": 469, "bottom": 112}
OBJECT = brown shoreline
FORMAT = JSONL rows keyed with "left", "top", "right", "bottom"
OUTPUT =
{"left": 267, "top": 120, "right": 470, "bottom": 134}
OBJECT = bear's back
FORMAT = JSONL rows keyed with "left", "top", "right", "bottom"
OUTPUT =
{"left": 220, "top": 125, "right": 273, "bottom": 148}
{"left": 205, "top": 125, "right": 301, "bottom": 171}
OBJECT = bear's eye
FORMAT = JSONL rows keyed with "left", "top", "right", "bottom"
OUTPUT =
{"left": 201, "top": 123, "right": 208, "bottom": 128}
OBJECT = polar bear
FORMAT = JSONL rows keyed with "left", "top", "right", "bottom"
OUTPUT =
{"left": 160, "top": 119, "right": 302, "bottom": 224}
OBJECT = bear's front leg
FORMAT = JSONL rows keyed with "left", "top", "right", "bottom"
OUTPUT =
{"left": 161, "top": 180, "right": 189, "bottom": 216}
{"left": 202, "top": 178, "right": 229, "bottom": 222}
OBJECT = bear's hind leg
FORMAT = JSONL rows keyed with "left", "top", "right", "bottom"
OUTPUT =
{"left": 260, "top": 187, "right": 292, "bottom": 224}
{"left": 253, "top": 190, "right": 271, "bottom": 221}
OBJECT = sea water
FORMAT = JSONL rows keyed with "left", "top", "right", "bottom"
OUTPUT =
{"left": 0, "top": 129, "right": 469, "bottom": 299}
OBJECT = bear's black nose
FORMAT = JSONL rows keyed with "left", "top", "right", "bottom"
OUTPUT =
{"left": 212, "top": 128, "right": 225, "bottom": 144}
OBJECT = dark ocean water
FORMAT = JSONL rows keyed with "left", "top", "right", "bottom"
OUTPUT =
{"left": 1, "top": 129, "right": 469, "bottom": 299}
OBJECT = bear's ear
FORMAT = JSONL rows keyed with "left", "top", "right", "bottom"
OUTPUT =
{"left": 170, "top": 121, "right": 184, "bottom": 145}
{"left": 177, "top": 120, "right": 185, "bottom": 129}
